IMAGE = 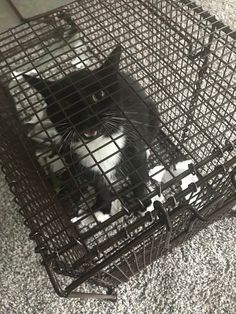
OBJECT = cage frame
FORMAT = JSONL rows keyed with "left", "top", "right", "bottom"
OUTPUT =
{"left": 0, "top": 0, "right": 236, "bottom": 301}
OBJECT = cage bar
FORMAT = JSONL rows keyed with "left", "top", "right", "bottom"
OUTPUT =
{"left": 0, "top": 0, "right": 235, "bottom": 300}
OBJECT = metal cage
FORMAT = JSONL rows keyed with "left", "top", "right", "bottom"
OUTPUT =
{"left": 0, "top": 0, "right": 236, "bottom": 300}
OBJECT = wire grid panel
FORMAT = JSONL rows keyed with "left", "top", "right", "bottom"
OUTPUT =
{"left": 0, "top": 0, "right": 236, "bottom": 297}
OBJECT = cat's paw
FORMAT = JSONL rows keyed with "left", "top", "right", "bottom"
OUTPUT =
{"left": 90, "top": 200, "right": 112, "bottom": 223}
{"left": 78, "top": 209, "right": 110, "bottom": 226}
{"left": 126, "top": 198, "right": 151, "bottom": 215}
{"left": 94, "top": 211, "right": 110, "bottom": 223}
{"left": 70, "top": 216, "right": 80, "bottom": 223}
{"left": 110, "top": 199, "right": 122, "bottom": 215}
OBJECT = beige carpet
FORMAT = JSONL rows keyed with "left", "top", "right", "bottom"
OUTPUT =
{"left": 0, "top": 0, "right": 236, "bottom": 313}
{"left": 195, "top": 0, "right": 236, "bottom": 31}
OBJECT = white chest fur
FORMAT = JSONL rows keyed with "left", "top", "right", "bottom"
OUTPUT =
{"left": 72, "top": 127, "right": 126, "bottom": 183}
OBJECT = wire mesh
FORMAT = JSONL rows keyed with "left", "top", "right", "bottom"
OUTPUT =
{"left": 0, "top": 0, "right": 235, "bottom": 298}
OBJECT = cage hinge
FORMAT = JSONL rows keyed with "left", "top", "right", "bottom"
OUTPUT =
{"left": 215, "top": 164, "right": 226, "bottom": 175}
{"left": 213, "top": 146, "right": 224, "bottom": 158}
{"left": 167, "top": 196, "right": 178, "bottom": 208}
{"left": 13, "top": 196, "right": 20, "bottom": 205}
{"left": 35, "top": 245, "right": 47, "bottom": 254}
{"left": 225, "top": 140, "right": 236, "bottom": 152}
{"left": 95, "top": 248, "right": 103, "bottom": 259}
{"left": 124, "top": 229, "right": 131, "bottom": 239}
{"left": 23, "top": 217, "right": 30, "bottom": 227}
{"left": 8, "top": 181, "right": 17, "bottom": 194}
{"left": 29, "top": 230, "right": 40, "bottom": 240}
{"left": 188, "top": 163, "right": 196, "bottom": 175}
{"left": 189, "top": 182, "right": 198, "bottom": 193}
{"left": 153, "top": 201, "right": 172, "bottom": 251}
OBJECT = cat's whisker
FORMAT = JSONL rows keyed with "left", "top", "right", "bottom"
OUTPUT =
{"left": 123, "top": 127, "right": 138, "bottom": 140}
{"left": 102, "top": 123, "right": 110, "bottom": 136}
{"left": 104, "top": 117, "right": 149, "bottom": 134}
{"left": 103, "top": 120, "right": 120, "bottom": 134}
{"left": 122, "top": 119, "right": 157, "bottom": 128}
{"left": 55, "top": 123, "right": 69, "bottom": 131}
{"left": 60, "top": 129, "right": 74, "bottom": 154}
{"left": 62, "top": 127, "right": 73, "bottom": 139}
{"left": 104, "top": 111, "right": 152, "bottom": 118}
{"left": 123, "top": 110, "right": 153, "bottom": 116}
{"left": 62, "top": 126, "right": 72, "bottom": 134}
{"left": 56, "top": 121, "right": 68, "bottom": 126}
{"left": 67, "top": 130, "right": 75, "bottom": 147}
{"left": 111, "top": 117, "right": 141, "bottom": 124}
{"left": 58, "top": 128, "right": 73, "bottom": 152}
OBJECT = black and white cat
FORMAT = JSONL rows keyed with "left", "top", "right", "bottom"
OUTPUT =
{"left": 23, "top": 45, "right": 160, "bottom": 220}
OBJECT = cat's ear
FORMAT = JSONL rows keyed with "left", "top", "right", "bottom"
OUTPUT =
{"left": 23, "top": 74, "right": 52, "bottom": 98}
{"left": 100, "top": 45, "right": 122, "bottom": 75}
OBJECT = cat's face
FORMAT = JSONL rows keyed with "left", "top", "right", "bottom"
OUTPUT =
{"left": 23, "top": 46, "right": 122, "bottom": 140}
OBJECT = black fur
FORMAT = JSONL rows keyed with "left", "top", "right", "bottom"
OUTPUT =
{"left": 23, "top": 46, "right": 160, "bottom": 216}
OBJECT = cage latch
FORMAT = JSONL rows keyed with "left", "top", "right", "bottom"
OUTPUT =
{"left": 187, "top": 203, "right": 207, "bottom": 233}
{"left": 153, "top": 201, "right": 172, "bottom": 251}
{"left": 213, "top": 146, "right": 224, "bottom": 158}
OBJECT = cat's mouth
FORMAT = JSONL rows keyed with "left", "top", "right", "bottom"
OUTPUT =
{"left": 83, "top": 129, "right": 98, "bottom": 139}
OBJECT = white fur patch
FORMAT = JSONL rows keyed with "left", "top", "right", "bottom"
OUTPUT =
{"left": 71, "top": 216, "right": 80, "bottom": 223}
{"left": 79, "top": 199, "right": 122, "bottom": 225}
{"left": 149, "top": 160, "right": 200, "bottom": 204}
{"left": 149, "top": 165, "right": 166, "bottom": 182}
{"left": 94, "top": 211, "right": 110, "bottom": 222}
{"left": 161, "top": 160, "right": 193, "bottom": 183}
{"left": 72, "top": 127, "right": 126, "bottom": 184}
{"left": 110, "top": 199, "right": 122, "bottom": 215}
{"left": 79, "top": 210, "right": 109, "bottom": 226}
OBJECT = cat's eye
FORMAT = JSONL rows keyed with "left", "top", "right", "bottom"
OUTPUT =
{"left": 92, "top": 90, "right": 105, "bottom": 102}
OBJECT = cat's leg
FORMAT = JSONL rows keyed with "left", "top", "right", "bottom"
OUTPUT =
{"left": 57, "top": 166, "right": 89, "bottom": 218}
{"left": 125, "top": 147, "right": 152, "bottom": 214}
{"left": 57, "top": 149, "right": 96, "bottom": 218}
{"left": 91, "top": 176, "right": 112, "bottom": 221}
{"left": 59, "top": 170, "right": 112, "bottom": 222}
